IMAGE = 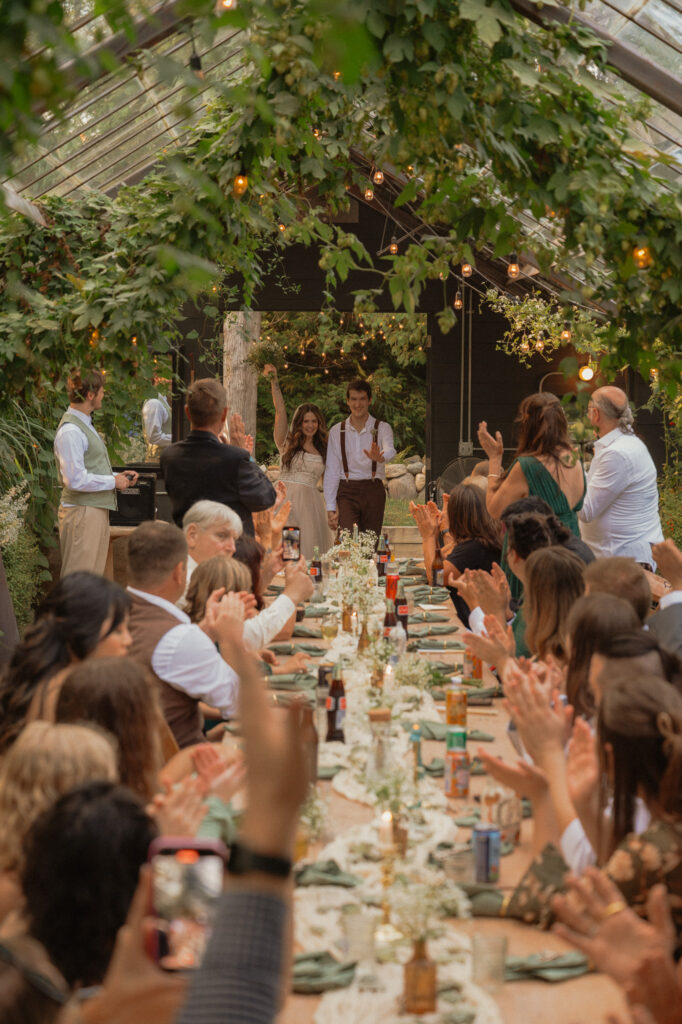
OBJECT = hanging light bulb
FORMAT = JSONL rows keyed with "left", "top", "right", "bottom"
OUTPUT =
{"left": 364, "top": 187, "right": 374, "bottom": 201}
{"left": 389, "top": 236, "right": 398, "bottom": 255}
{"left": 284, "top": 361, "right": 289, "bottom": 368}
{"left": 535, "top": 333, "right": 545, "bottom": 353}
{"left": 312, "top": 128, "right": 321, "bottom": 139}
{"left": 507, "top": 253, "right": 520, "bottom": 279}
{"left": 219, "top": 0, "right": 237, "bottom": 8}
{"left": 406, "top": 164, "right": 414, "bottom": 173}
{"left": 453, "top": 290, "right": 463, "bottom": 310}
{"left": 578, "top": 364, "right": 594, "bottom": 382}
{"left": 633, "top": 244, "right": 653, "bottom": 269}
{"left": 461, "top": 261, "right": 473, "bottom": 278}
{"left": 189, "top": 50, "right": 203, "bottom": 77}
{"left": 520, "top": 340, "right": 530, "bottom": 353}
{"left": 333, "top": 70, "right": 342, "bottom": 80}
{"left": 373, "top": 169, "right": 384, "bottom": 185}
{"left": 233, "top": 173, "right": 248, "bottom": 197}
{"left": 561, "top": 321, "right": 572, "bottom": 342}
{"left": 278, "top": 223, "right": 286, "bottom": 233}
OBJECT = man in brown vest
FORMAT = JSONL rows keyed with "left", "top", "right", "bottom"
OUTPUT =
{"left": 126, "top": 520, "right": 244, "bottom": 748}
{"left": 323, "top": 379, "right": 396, "bottom": 539}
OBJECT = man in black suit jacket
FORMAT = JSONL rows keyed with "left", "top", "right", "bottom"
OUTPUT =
{"left": 160, "top": 378, "right": 276, "bottom": 535}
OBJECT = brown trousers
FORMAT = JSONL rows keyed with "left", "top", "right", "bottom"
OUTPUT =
{"left": 337, "top": 479, "right": 386, "bottom": 541}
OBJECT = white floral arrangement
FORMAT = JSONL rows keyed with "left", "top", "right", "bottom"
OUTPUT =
{"left": 394, "top": 654, "right": 438, "bottom": 691}
{"left": 391, "top": 872, "right": 470, "bottom": 940}
{"left": 300, "top": 785, "right": 328, "bottom": 842}
{"left": 0, "top": 483, "right": 30, "bottom": 549}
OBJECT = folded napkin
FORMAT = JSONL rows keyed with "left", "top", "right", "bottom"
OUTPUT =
{"left": 408, "top": 624, "right": 458, "bottom": 637}
{"left": 304, "top": 606, "right": 332, "bottom": 618}
{"left": 408, "top": 611, "right": 450, "bottom": 623}
{"left": 295, "top": 859, "right": 362, "bottom": 888}
{"left": 292, "top": 952, "right": 356, "bottom": 993}
{"left": 268, "top": 642, "right": 325, "bottom": 657}
{"left": 408, "top": 638, "right": 465, "bottom": 651}
{"left": 292, "top": 623, "right": 323, "bottom": 638}
{"left": 468, "top": 728, "right": 494, "bottom": 742}
{"left": 266, "top": 583, "right": 284, "bottom": 594}
{"left": 401, "top": 721, "right": 494, "bottom": 743}
{"left": 453, "top": 811, "right": 481, "bottom": 828}
{"left": 429, "top": 686, "right": 498, "bottom": 703}
{"left": 197, "top": 795, "right": 238, "bottom": 846}
{"left": 317, "top": 764, "right": 343, "bottom": 780}
{"left": 505, "top": 952, "right": 590, "bottom": 983}
{"left": 407, "top": 586, "right": 451, "bottom": 603}
{"left": 268, "top": 673, "right": 318, "bottom": 691}
{"left": 424, "top": 756, "right": 487, "bottom": 777}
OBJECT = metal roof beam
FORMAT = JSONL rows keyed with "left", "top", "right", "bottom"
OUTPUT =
{"left": 509, "top": 0, "right": 682, "bottom": 118}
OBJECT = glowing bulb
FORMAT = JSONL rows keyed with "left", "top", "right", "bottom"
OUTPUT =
{"left": 406, "top": 164, "right": 414, "bottom": 173}
{"left": 362, "top": 353, "right": 367, "bottom": 360}
{"left": 324, "top": 368, "right": 329, "bottom": 374}
{"left": 233, "top": 174, "right": 248, "bottom": 197}
{"left": 364, "top": 187, "right": 374, "bottom": 201}
{"left": 389, "top": 236, "right": 398, "bottom": 255}
{"left": 278, "top": 223, "right": 286, "bottom": 233}
{"left": 650, "top": 368, "right": 659, "bottom": 382}
{"left": 461, "top": 261, "right": 473, "bottom": 278}
{"left": 507, "top": 254, "right": 520, "bottom": 279}
{"left": 453, "top": 290, "right": 463, "bottom": 310}
{"left": 520, "top": 340, "right": 530, "bottom": 353}
{"left": 561, "top": 322, "right": 572, "bottom": 342}
{"left": 578, "top": 364, "right": 594, "bottom": 382}
{"left": 535, "top": 337, "right": 545, "bottom": 353}
{"left": 633, "top": 244, "right": 652, "bottom": 269}
{"left": 284, "top": 361, "right": 289, "bottom": 368}
{"left": 373, "top": 169, "right": 384, "bottom": 185}
{"left": 333, "top": 70, "right": 341, "bottom": 80}
{"left": 312, "top": 128, "right": 320, "bottom": 139}
{"left": 219, "top": 0, "right": 237, "bottom": 9}
{"left": 131, "top": 336, "right": 137, "bottom": 345}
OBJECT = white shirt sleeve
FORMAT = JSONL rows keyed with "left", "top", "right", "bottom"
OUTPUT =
{"left": 323, "top": 425, "right": 343, "bottom": 511}
{"left": 579, "top": 448, "right": 627, "bottom": 523}
{"left": 379, "top": 421, "right": 396, "bottom": 463}
{"left": 151, "top": 623, "right": 240, "bottom": 719}
{"left": 242, "top": 595, "right": 295, "bottom": 651}
{"left": 143, "top": 399, "right": 172, "bottom": 447}
{"left": 54, "top": 423, "right": 115, "bottom": 492}
{"left": 560, "top": 818, "right": 597, "bottom": 873}
{"left": 659, "top": 590, "right": 682, "bottom": 610}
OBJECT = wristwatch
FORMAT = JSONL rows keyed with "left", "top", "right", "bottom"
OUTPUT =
{"left": 227, "top": 841, "right": 292, "bottom": 878}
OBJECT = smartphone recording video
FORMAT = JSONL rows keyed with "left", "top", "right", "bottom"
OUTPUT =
{"left": 282, "top": 526, "right": 301, "bottom": 561}
{"left": 149, "top": 838, "right": 227, "bottom": 971}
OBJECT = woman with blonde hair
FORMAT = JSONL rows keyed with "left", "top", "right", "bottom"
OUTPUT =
{"left": 264, "top": 363, "right": 333, "bottom": 557}
{"left": 0, "top": 721, "right": 117, "bottom": 922}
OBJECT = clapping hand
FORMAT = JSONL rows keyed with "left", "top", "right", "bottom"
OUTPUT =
{"left": 409, "top": 501, "right": 440, "bottom": 539}
{"left": 202, "top": 589, "right": 246, "bottom": 645}
{"left": 566, "top": 717, "right": 599, "bottom": 815}
{"left": 477, "top": 420, "right": 504, "bottom": 461}
{"left": 148, "top": 775, "right": 208, "bottom": 836}
{"left": 362, "top": 440, "right": 385, "bottom": 463}
{"left": 476, "top": 748, "right": 549, "bottom": 802}
{"left": 651, "top": 538, "right": 682, "bottom": 590}
{"left": 452, "top": 569, "right": 482, "bottom": 611}
{"left": 503, "top": 665, "right": 572, "bottom": 766}
{"left": 471, "top": 565, "right": 510, "bottom": 622}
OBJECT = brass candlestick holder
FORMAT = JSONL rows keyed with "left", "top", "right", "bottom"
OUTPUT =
{"left": 375, "top": 813, "right": 403, "bottom": 946}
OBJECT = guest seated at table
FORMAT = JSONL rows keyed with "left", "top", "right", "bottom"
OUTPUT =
{"left": 591, "top": 630, "right": 682, "bottom": 701}
{"left": 584, "top": 556, "right": 652, "bottom": 625}
{"left": 500, "top": 495, "right": 595, "bottom": 568}
{"left": 0, "top": 721, "right": 117, "bottom": 925}
{"left": 234, "top": 532, "right": 284, "bottom": 610}
{"left": 0, "top": 572, "right": 132, "bottom": 754}
{"left": 185, "top": 555, "right": 313, "bottom": 660}
{"left": 649, "top": 538, "right": 682, "bottom": 658}
{"left": 179, "top": 499, "right": 243, "bottom": 603}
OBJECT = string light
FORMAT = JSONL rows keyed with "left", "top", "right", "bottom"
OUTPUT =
{"left": 633, "top": 244, "right": 652, "bottom": 269}
{"left": 461, "top": 261, "right": 473, "bottom": 278}
{"left": 131, "top": 336, "right": 137, "bottom": 346}
{"left": 406, "top": 164, "right": 414, "bottom": 173}
{"left": 373, "top": 169, "right": 384, "bottom": 185}
{"left": 578, "top": 364, "right": 594, "bottom": 382}
{"left": 278, "top": 223, "right": 286, "bottom": 233}
{"left": 233, "top": 173, "right": 248, "bottom": 197}
{"left": 507, "top": 253, "right": 520, "bottom": 279}
{"left": 561, "top": 321, "right": 572, "bottom": 342}
{"left": 520, "top": 340, "right": 530, "bottom": 353}
{"left": 333, "top": 70, "right": 341, "bottom": 80}
{"left": 389, "top": 236, "right": 398, "bottom": 255}
{"left": 364, "top": 187, "right": 374, "bottom": 201}
{"left": 312, "top": 128, "right": 321, "bottom": 139}
{"left": 535, "top": 333, "right": 545, "bottom": 353}
{"left": 453, "top": 291, "right": 463, "bottom": 310}
{"left": 219, "top": 0, "right": 237, "bottom": 7}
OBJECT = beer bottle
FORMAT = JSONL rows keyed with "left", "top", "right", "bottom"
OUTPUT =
{"left": 376, "top": 535, "right": 388, "bottom": 578}
{"left": 383, "top": 531, "right": 392, "bottom": 561}
{"left": 310, "top": 545, "right": 322, "bottom": 585}
{"left": 432, "top": 547, "right": 445, "bottom": 587}
{"left": 385, "top": 553, "right": 399, "bottom": 601}
{"left": 383, "top": 598, "right": 397, "bottom": 638}
{"left": 325, "top": 663, "right": 346, "bottom": 742}
{"left": 395, "top": 580, "right": 409, "bottom": 633}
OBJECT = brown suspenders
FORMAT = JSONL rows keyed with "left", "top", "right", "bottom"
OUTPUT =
{"left": 340, "top": 418, "right": 382, "bottom": 480}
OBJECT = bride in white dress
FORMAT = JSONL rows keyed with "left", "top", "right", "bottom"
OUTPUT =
{"left": 264, "top": 365, "right": 334, "bottom": 559}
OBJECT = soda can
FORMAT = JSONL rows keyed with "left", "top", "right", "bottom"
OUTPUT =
{"left": 445, "top": 725, "right": 467, "bottom": 751}
{"left": 463, "top": 650, "right": 483, "bottom": 680}
{"left": 473, "top": 823, "right": 501, "bottom": 883}
{"left": 444, "top": 750, "right": 470, "bottom": 798}
{"left": 446, "top": 685, "right": 467, "bottom": 728}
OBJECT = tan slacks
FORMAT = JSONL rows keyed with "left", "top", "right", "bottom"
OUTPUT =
{"left": 58, "top": 505, "right": 110, "bottom": 577}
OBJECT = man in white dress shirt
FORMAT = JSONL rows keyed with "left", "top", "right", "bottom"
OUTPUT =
{"left": 54, "top": 368, "right": 138, "bottom": 577}
{"left": 324, "top": 379, "right": 396, "bottom": 540}
{"left": 579, "top": 385, "right": 663, "bottom": 565}
{"left": 142, "top": 376, "right": 172, "bottom": 460}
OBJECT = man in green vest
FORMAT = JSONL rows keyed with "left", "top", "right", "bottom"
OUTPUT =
{"left": 54, "top": 368, "right": 138, "bottom": 577}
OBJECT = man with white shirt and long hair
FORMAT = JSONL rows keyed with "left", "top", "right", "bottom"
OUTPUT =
{"left": 54, "top": 368, "right": 138, "bottom": 577}
{"left": 579, "top": 385, "right": 663, "bottom": 567}
{"left": 323, "top": 379, "right": 396, "bottom": 540}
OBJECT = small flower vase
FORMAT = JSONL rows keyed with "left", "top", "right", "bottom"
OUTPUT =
{"left": 294, "top": 823, "right": 309, "bottom": 864}
{"left": 357, "top": 619, "right": 370, "bottom": 652}
{"left": 392, "top": 817, "right": 409, "bottom": 857}
{"left": 371, "top": 667, "right": 384, "bottom": 689}
{"left": 342, "top": 605, "right": 353, "bottom": 632}
{"left": 404, "top": 939, "right": 437, "bottom": 1015}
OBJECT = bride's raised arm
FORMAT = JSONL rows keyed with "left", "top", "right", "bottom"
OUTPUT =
{"left": 264, "top": 364, "right": 288, "bottom": 452}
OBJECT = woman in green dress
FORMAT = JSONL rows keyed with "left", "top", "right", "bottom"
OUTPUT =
{"left": 478, "top": 392, "right": 586, "bottom": 600}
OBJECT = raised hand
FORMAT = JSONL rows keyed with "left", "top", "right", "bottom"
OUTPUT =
{"left": 244, "top": 434, "right": 254, "bottom": 456}
{"left": 651, "top": 538, "right": 682, "bottom": 590}
{"left": 471, "top": 568, "right": 509, "bottom": 621}
{"left": 504, "top": 672, "right": 572, "bottom": 766}
{"left": 263, "top": 363, "right": 278, "bottom": 382}
{"left": 476, "top": 748, "right": 549, "bottom": 801}
{"left": 274, "top": 479, "right": 288, "bottom": 507}
{"left": 410, "top": 502, "right": 439, "bottom": 539}
{"left": 566, "top": 717, "right": 600, "bottom": 814}
{"left": 477, "top": 420, "right": 504, "bottom": 461}
{"left": 149, "top": 775, "right": 208, "bottom": 836}
{"left": 229, "top": 412, "right": 248, "bottom": 450}
{"left": 452, "top": 568, "right": 482, "bottom": 611}
{"left": 253, "top": 509, "right": 273, "bottom": 548}
{"left": 362, "top": 440, "right": 385, "bottom": 463}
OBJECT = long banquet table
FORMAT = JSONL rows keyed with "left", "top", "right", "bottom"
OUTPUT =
{"left": 274, "top": 573, "right": 628, "bottom": 1024}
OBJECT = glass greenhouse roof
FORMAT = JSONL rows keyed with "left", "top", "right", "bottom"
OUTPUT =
{"left": 3, "top": 0, "right": 681, "bottom": 201}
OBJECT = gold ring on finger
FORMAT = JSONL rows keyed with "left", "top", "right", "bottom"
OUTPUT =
{"left": 601, "top": 900, "right": 626, "bottom": 919}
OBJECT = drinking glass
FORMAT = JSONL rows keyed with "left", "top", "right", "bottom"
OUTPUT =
{"left": 321, "top": 615, "right": 339, "bottom": 641}
{"left": 471, "top": 933, "right": 507, "bottom": 992}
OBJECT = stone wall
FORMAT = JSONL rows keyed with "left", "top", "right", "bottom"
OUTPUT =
{"left": 262, "top": 456, "right": 427, "bottom": 503}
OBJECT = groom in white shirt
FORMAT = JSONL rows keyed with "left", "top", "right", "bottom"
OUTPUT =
{"left": 323, "top": 379, "right": 396, "bottom": 540}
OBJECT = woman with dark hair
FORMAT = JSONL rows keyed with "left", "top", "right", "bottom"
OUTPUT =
{"left": 264, "top": 364, "right": 332, "bottom": 558}
{"left": 589, "top": 629, "right": 682, "bottom": 703}
{"left": 0, "top": 572, "right": 131, "bottom": 754}
{"left": 478, "top": 392, "right": 586, "bottom": 600}
{"left": 524, "top": 546, "right": 585, "bottom": 663}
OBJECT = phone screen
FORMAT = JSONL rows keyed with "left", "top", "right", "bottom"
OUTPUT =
{"left": 282, "top": 526, "right": 301, "bottom": 561}
{"left": 150, "top": 849, "right": 224, "bottom": 970}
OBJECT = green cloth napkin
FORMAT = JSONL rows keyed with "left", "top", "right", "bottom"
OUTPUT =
{"left": 408, "top": 623, "right": 458, "bottom": 637}
{"left": 266, "top": 583, "right": 284, "bottom": 594}
{"left": 505, "top": 952, "right": 590, "bottom": 983}
{"left": 468, "top": 728, "right": 494, "bottom": 742}
{"left": 401, "top": 721, "right": 494, "bottom": 742}
{"left": 304, "top": 606, "right": 332, "bottom": 617}
{"left": 268, "top": 673, "right": 318, "bottom": 691}
{"left": 294, "top": 859, "right": 362, "bottom": 888}
{"left": 408, "top": 638, "right": 465, "bottom": 651}
{"left": 407, "top": 586, "right": 451, "bottom": 603}
{"left": 268, "top": 642, "right": 325, "bottom": 656}
{"left": 292, "top": 623, "right": 323, "bottom": 638}
{"left": 408, "top": 611, "right": 450, "bottom": 623}
{"left": 458, "top": 883, "right": 506, "bottom": 917}
{"left": 197, "top": 796, "right": 238, "bottom": 846}
{"left": 292, "top": 952, "right": 356, "bottom": 994}
{"left": 454, "top": 811, "right": 481, "bottom": 828}
{"left": 317, "top": 764, "right": 342, "bottom": 780}
{"left": 424, "top": 756, "right": 487, "bottom": 777}
{"left": 429, "top": 686, "right": 498, "bottom": 702}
